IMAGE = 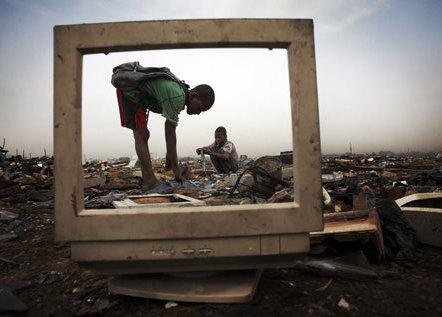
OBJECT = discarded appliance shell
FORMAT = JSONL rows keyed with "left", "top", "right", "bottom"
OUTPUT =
{"left": 395, "top": 193, "right": 442, "bottom": 248}
{"left": 310, "top": 210, "right": 385, "bottom": 260}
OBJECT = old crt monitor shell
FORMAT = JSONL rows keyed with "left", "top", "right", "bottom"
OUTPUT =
{"left": 53, "top": 19, "right": 322, "bottom": 274}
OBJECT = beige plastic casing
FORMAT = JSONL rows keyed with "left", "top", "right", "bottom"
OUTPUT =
{"left": 53, "top": 19, "right": 322, "bottom": 273}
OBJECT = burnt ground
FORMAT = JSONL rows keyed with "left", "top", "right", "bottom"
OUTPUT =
{"left": 1, "top": 203, "right": 441, "bottom": 316}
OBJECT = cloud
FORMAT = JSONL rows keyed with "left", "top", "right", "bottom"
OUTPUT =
{"left": 153, "top": 0, "right": 391, "bottom": 35}
{"left": 317, "top": 0, "right": 390, "bottom": 33}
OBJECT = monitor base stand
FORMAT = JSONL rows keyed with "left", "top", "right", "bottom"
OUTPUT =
{"left": 108, "top": 269, "right": 263, "bottom": 303}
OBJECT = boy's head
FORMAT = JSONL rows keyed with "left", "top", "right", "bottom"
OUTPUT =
{"left": 186, "top": 84, "right": 215, "bottom": 115}
{"left": 214, "top": 126, "right": 227, "bottom": 144}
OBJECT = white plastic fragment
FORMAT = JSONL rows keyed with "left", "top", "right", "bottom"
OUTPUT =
{"left": 337, "top": 297, "right": 350, "bottom": 310}
{"left": 165, "top": 301, "right": 179, "bottom": 309}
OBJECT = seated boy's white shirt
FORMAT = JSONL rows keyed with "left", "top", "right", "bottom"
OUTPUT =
{"left": 209, "top": 141, "right": 238, "bottom": 162}
{"left": 209, "top": 141, "right": 231, "bottom": 153}
{"left": 222, "top": 142, "right": 233, "bottom": 153}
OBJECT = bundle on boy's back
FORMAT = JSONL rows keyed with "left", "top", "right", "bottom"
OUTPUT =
{"left": 111, "top": 61, "right": 189, "bottom": 91}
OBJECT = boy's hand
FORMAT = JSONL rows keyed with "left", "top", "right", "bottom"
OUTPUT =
{"left": 196, "top": 148, "right": 202, "bottom": 155}
{"left": 203, "top": 146, "right": 211, "bottom": 154}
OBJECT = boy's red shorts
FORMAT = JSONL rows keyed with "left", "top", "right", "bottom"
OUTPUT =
{"left": 116, "top": 89, "right": 147, "bottom": 130}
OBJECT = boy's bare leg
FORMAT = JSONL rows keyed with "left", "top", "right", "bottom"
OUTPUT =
{"left": 133, "top": 128, "right": 159, "bottom": 190}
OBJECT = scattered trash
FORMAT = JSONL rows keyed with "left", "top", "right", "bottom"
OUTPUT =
{"left": 93, "top": 298, "right": 120, "bottom": 313}
{"left": 0, "top": 256, "right": 19, "bottom": 268}
{"left": 281, "top": 280, "right": 296, "bottom": 287}
{"left": 376, "top": 199, "right": 418, "bottom": 258}
{"left": 322, "top": 172, "right": 344, "bottom": 183}
{"left": 7, "top": 219, "right": 22, "bottom": 231}
{"left": 0, "top": 233, "right": 18, "bottom": 243}
{"left": 294, "top": 251, "right": 378, "bottom": 281}
{"left": 322, "top": 187, "right": 332, "bottom": 206}
{"left": 0, "top": 210, "right": 18, "bottom": 223}
{"left": 315, "top": 278, "right": 333, "bottom": 292}
{"left": 38, "top": 271, "right": 63, "bottom": 284}
{"left": 337, "top": 297, "right": 350, "bottom": 310}
{"left": 85, "top": 191, "right": 127, "bottom": 208}
{"left": 378, "top": 161, "right": 387, "bottom": 168}
{"left": 310, "top": 210, "right": 386, "bottom": 260}
{"left": 280, "top": 151, "right": 293, "bottom": 165}
{"left": 267, "top": 189, "right": 291, "bottom": 203}
{"left": 0, "top": 143, "right": 441, "bottom": 314}
{"left": 77, "top": 298, "right": 120, "bottom": 315}
{"left": 84, "top": 174, "right": 106, "bottom": 189}
{"left": 165, "top": 301, "right": 179, "bottom": 309}
{"left": 395, "top": 192, "right": 442, "bottom": 248}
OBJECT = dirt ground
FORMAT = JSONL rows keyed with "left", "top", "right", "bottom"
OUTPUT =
{"left": 1, "top": 203, "right": 441, "bottom": 316}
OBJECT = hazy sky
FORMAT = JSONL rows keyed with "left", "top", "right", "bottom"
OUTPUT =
{"left": 0, "top": 0, "right": 441, "bottom": 160}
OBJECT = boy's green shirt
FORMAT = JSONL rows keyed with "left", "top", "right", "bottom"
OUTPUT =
{"left": 122, "top": 77, "right": 186, "bottom": 126}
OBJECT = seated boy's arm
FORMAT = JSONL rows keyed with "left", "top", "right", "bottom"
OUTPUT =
{"left": 202, "top": 142, "right": 215, "bottom": 153}
{"left": 196, "top": 147, "right": 209, "bottom": 154}
{"left": 164, "top": 120, "right": 182, "bottom": 182}
{"left": 207, "top": 149, "right": 230, "bottom": 160}
{"left": 198, "top": 142, "right": 214, "bottom": 155}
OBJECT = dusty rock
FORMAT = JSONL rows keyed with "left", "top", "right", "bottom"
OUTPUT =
{"left": 267, "top": 189, "right": 291, "bottom": 203}
{"left": 214, "top": 174, "right": 239, "bottom": 189}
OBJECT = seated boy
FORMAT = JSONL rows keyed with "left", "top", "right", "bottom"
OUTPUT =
{"left": 196, "top": 126, "right": 239, "bottom": 173}
{"left": 116, "top": 76, "right": 215, "bottom": 191}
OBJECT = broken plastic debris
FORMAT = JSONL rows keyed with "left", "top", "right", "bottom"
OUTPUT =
{"left": 165, "top": 301, "right": 178, "bottom": 309}
{"left": 337, "top": 298, "right": 349, "bottom": 309}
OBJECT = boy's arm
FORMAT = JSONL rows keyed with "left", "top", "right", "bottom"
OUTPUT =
{"left": 197, "top": 142, "right": 214, "bottom": 154}
{"left": 206, "top": 142, "right": 233, "bottom": 160}
{"left": 206, "top": 149, "right": 229, "bottom": 160}
{"left": 164, "top": 120, "right": 182, "bottom": 182}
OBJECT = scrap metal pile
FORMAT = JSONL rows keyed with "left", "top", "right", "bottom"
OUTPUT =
{"left": 1, "top": 148, "right": 442, "bottom": 257}
{"left": 1, "top": 145, "right": 442, "bottom": 313}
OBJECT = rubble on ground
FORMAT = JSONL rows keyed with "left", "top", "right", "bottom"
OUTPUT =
{"left": 1, "top": 150, "right": 441, "bottom": 254}
{"left": 1, "top": 148, "right": 441, "bottom": 315}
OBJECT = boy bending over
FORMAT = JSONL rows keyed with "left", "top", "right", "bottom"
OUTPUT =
{"left": 116, "top": 76, "right": 215, "bottom": 190}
